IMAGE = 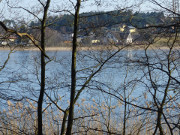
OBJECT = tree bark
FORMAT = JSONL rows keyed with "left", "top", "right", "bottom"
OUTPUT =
{"left": 66, "top": 0, "right": 81, "bottom": 134}
{"left": 60, "top": 110, "right": 68, "bottom": 135}
{"left": 37, "top": 0, "right": 51, "bottom": 135}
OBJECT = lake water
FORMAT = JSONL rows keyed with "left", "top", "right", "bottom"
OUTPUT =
{"left": 0, "top": 48, "right": 179, "bottom": 104}
{"left": 0, "top": 48, "right": 179, "bottom": 134}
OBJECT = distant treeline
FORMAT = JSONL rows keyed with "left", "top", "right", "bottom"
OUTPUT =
{"left": 3, "top": 10, "right": 167, "bottom": 33}
{"left": 36, "top": 10, "right": 166, "bottom": 33}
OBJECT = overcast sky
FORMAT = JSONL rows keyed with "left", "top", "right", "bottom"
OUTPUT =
{"left": 0, "top": 0, "right": 173, "bottom": 21}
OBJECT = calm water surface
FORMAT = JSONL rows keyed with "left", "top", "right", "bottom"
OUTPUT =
{"left": 0, "top": 49, "right": 179, "bottom": 108}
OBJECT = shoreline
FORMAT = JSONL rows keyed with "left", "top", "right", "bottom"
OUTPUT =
{"left": 0, "top": 45, "right": 179, "bottom": 51}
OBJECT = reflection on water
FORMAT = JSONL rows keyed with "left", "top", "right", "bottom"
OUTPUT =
{"left": 127, "top": 49, "right": 133, "bottom": 58}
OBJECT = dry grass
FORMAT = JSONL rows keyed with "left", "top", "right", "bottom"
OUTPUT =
{"left": 0, "top": 97, "right": 179, "bottom": 135}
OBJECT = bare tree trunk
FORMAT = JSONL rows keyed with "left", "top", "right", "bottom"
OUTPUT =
{"left": 37, "top": 25, "right": 46, "bottom": 135}
{"left": 61, "top": 110, "right": 68, "bottom": 135}
{"left": 157, "top": 47, "right": 173, "bottom": 135}
{"left": 156, "top": 108, "right": 164, "bottom": 135}
{"left": 123, "top": 97, "right": 127, "bottom": 135}
{"left": 66, "top": 0, "right": 81, "bottom": 134}
{"left": 37, "top": 1, "right": 51, "bottom": 134}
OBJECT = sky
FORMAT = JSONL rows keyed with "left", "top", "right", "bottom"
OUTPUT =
{"left": 0, "top": 0, "right": 175, "bottom": 22}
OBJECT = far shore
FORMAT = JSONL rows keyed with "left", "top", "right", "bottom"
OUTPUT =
{"left": 0, "top": 45, "right": 179, "bottom": 51}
